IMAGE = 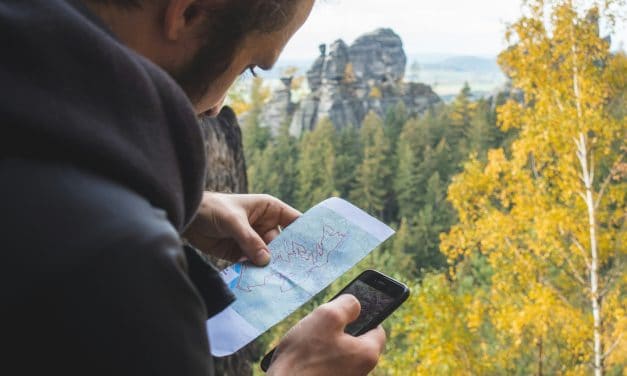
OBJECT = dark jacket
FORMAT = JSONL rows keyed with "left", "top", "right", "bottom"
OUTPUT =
{"left": 0, "top": 0, "right": 233, "bottom": 374}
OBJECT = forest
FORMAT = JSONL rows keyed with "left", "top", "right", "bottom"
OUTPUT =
{"left": 231, "top": 1, "right": 626, "bottom": 374}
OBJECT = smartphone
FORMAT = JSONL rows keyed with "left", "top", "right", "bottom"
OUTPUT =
{"left": 260, "top": 270, "right": 410, "bottom": 372}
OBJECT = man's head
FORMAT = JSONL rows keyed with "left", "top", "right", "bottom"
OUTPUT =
{"left": 85, "top": 0, "right": 315, "bottom": 115}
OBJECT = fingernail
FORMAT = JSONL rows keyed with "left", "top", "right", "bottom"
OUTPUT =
{"left": 255, "top": 249, "right": 270, "bottom": 265}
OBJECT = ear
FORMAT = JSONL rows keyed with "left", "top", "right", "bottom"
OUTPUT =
{"left": 163, "top": 0, "right": 211, "bottom": 41}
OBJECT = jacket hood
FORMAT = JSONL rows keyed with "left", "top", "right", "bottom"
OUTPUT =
{"left": 0, "top": 0, "right": 206, "bottom": 230}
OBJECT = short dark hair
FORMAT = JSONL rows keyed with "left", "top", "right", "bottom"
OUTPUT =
{"left": 87, "top": 0, "right": 304, "bottom": 104}
{"left": 88, "top": 0, "right": 301, "bottom": 33}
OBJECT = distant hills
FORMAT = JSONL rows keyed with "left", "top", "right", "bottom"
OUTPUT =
{"left": 406, "top": 54, "right": 506, "bottom": 100}
{"left": 420, "top": 56, "right": 501, "bottom": 73}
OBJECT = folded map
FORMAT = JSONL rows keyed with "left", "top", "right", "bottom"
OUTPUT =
{"left": 206, "top": 197, "right": 395, "bottom": 357}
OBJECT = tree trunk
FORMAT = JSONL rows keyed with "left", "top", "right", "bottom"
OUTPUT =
{"left": 537, "top": 337, "right": 543, "bottom": 376}
{"left": 575, "top": 133, "right": 603, "bottom": 376}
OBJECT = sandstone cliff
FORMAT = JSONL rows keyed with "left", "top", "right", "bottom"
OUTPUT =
{"left": 258, "top": 28, "right": 441, "bottom": 136}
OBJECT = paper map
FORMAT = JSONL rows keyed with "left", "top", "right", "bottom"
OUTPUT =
{"left": 207, "top": 198, "right": 394, "bottom": 357}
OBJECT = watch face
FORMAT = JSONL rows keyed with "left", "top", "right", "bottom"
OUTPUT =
{"left": 343, "top": 279, "right": 395, "bottom": 335}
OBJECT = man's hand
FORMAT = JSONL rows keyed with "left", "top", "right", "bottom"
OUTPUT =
{"left": 184, "top": 193, "right": 301, "bottom": 266}
{"left": 267, "top": 294, "right": 387, "bottom": 375}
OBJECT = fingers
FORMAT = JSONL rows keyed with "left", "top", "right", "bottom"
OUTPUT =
{"left": 243, "top": 194, "right": 302, "bottom": 232}
{"left": 314, "top": 294, "right": 362, "bottom": 331}
{"left": 230, "top": 195, "right": 300, "bottom": 266}
{"left": 228, "top": 218, "right": 271, "bottom": 266}
{"left": 274, "top": 200, "right": 301, "bottom": 229}
{"left": 190, "top": 193, "right": 300, "bottom": 266}
{"left": 341, "top": 325, "right": 386, "bottom": 372}
{"left": 357, "top": 325, "right": 386, "bottom": 354}
{"left": 262, "top": 227, "right": 281, "bottom": 244}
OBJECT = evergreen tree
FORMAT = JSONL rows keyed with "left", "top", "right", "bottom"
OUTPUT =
{"left": 296, "top": 118, "right": 337, "bottom": 210}
{"left": 248, "top": 143, "right": 276, "bottom": 194}
{"left": 412, "top": 172, "right": 450, "bottom": 270}
{"left": 466, "top": 99, "right": 500, "bottom": 160}
{"left": 383, "top": 102, "right": 409, "bottom": 220}
{"left": 350, "top": 112, "right": 392, "bottom": 218}
{"left": 333, "top": 125, "right": 362, "bottom": 198}
{"left": 249, "top": 122, "right": 299, "bottom": 206}
{"left": 394, "top": 118, "right": 425, "bottom": 219}
{"left": 272, "top": 121, "right": 299, "bottom": 205}
{"left": 447, "top": 82, "right": 477, "bottom": 155}
{"left": 384, "top": 101, "right": 409, "bottom": 150}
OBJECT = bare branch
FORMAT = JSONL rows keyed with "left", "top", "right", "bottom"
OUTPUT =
{"left": 599, "top": 261, "right": 623, "bottom": 298}
{"left": 564, "top": 256, "right": 588, "bottom": 286}
{"left": 539, "top": 277, "right": 572, "bottom": 306}
{"left": 530, "top": 152, "right": 540, "bottom": 179}
{"left": 595, "top": 154, "right": 625, "bottom": 210}
{"left": 570, "top": 235, "right": 591, "bottom": 269}
{"left": 601, "top": 334, "right": 623, "bottom": 360}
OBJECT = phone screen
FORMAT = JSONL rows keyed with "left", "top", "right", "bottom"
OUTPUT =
{"left": 342, "top": 279, "right": 396, "bottom": 335}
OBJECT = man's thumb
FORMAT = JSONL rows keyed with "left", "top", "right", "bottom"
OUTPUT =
{"left": 234, "top": 223, "right": 271, "bottom": 266}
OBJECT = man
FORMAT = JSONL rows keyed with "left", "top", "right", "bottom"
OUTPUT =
{"left": 0, "top": 0, "right": 386, "bottom": 375}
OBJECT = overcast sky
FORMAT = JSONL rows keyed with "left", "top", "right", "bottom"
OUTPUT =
{"left": 278, "top": 0, "right": 627, "bottom": 62}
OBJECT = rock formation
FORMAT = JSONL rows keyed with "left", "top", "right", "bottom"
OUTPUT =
{"left": 258, "top": 28, "right": 441, "bottom": 136}
{"left": 348, "top": 28, "right": 407, "bottom": 84}
{"left": 258, "top": 76, "right": 295, "bottom": 132}
{"left": 199, "top": 107, "right": 248, "bottom": 193}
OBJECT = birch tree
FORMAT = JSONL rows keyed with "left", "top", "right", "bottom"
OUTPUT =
{"left": 439, "top": 1, "right": 626, "bottom": 373}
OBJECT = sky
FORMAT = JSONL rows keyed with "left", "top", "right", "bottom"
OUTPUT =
{"left": 278, "top": 0, "right": 627, "bottom": 62}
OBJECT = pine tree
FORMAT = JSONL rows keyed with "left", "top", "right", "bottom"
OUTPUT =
{"left": 350, "top": 111, "right": 392, "bottom": 218}
{"left": 466, "top": 99, "right": 500, "bottom": 160}
{"left": 296, "top": 118, "right": 337, "bottom": 210}
{"left": 394, "top": 118, "right": 425, "bottom": 219}
{"left": 249, "top": 121, "right": 299, "bottom": 206}
{"left": 384, "top": 101, "right": 409, "bottom": 150}
{"left": 248, "top": 143, "right": 276, "bottom": 194}
{"left": 384, "top": 102, "right": 409, "bottom": 220}
{"left": 413, "top": 172, "right": 450, "bottom": 270}
{"left": 333, "top": 125, "right": 361, "bottom": 198}
{"left": 272, "top": 121, "right": 299, "bottom": 205}
{"left": 448, "top": 82, "right": 477, "bottom": 155}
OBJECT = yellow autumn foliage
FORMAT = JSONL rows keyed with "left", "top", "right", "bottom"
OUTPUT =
{"left": 384, "top": 1, "right": 625, "bottom": 374}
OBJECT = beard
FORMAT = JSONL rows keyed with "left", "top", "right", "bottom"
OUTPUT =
{"left": 167, "top": 7, "right": 246, "bottom": 109}
{"left": 168, "top": 40, "right": 236, "bottom": 108}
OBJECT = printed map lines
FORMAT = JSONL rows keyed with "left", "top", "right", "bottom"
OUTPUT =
{"left": 235, "top": 224, "right": 348, "bottom": 293}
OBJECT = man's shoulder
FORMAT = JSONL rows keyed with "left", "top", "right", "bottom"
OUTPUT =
{"left": 0, "top": 158, "right": 180, "bottom": 267}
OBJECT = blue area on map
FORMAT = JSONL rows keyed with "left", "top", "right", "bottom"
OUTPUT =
{"left": 228, "top": 263, "right": 243, "bottom": 289}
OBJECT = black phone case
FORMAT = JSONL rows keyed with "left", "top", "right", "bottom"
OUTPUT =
{"left": 260, "top": 270, "right": 410, "bottom": 372}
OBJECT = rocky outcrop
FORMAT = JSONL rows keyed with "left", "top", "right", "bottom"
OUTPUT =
{"left": 258, "top": 76, "right": 295, "bottom": 132}
{"left": 259, "top": 28, "right": 441, "bottom": 136}
{"left": 199, "top": 106, "right": 248, "bottom": 193}
{"left": 348, "top": 28, "right": 407, "bottom": 85}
